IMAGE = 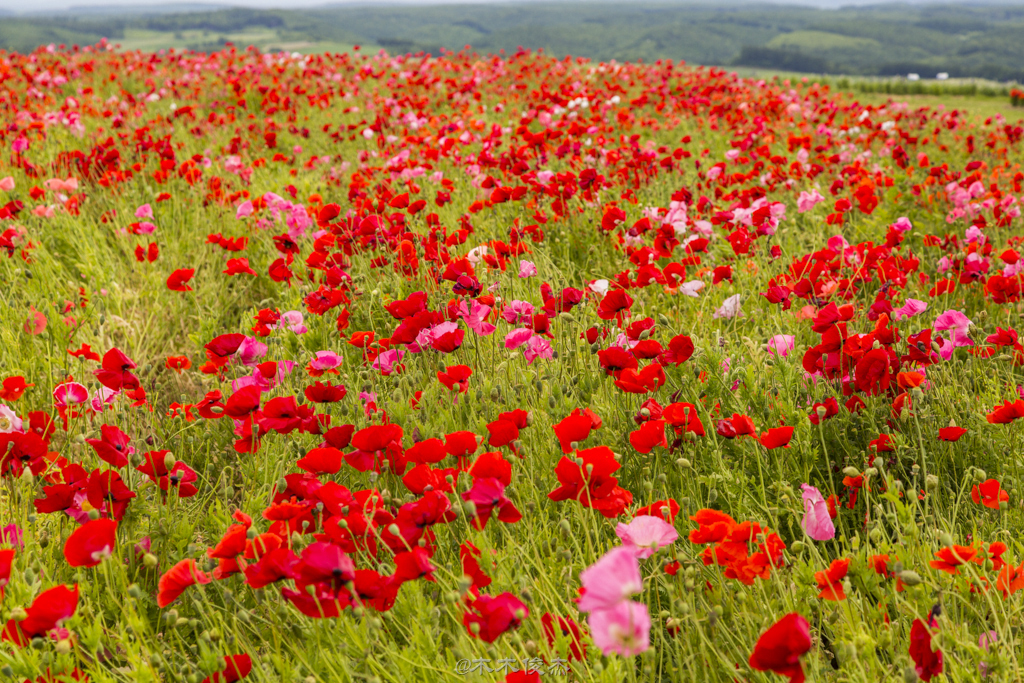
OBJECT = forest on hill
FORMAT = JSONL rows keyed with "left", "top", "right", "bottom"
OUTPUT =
{"left": 3, "top": 2, "right": 1024, "bottom": 81}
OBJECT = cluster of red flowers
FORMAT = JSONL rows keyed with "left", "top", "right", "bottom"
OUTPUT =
{"left": 687, "top": 509, "right": 786, "bottom": 585}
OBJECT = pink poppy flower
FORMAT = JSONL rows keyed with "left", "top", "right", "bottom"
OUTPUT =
{"left": 578, "top": 547, "right": 643, "bottom": 613}
{"left": 518, "top": 260, "right": 537, "bottom": 278}
{"left": 588, "top": 601, "right": 650, "bottom": 657}
{"left": 615, "top": 516, "right": 678, "bottom": 559}
{"left": 279, "top": 310, "right": 307, "bottom": 334}
{"left": 460, "top": 301, "right": 495, "bottom": 336}
{"left": 372, "top": 349, "right": 406, "bottom": 375}
{"left": 934, "top": 310, "right": 973, "bottom": 349}
{"left": 801, "top": 484, "right": 835, "bottom": 541}
{"left": 504, "top": 328, "right": 533, "bottom": 350}
{"left": 524, "top": 335, "right": 553, "bottom": 364}
{"left": 53, "top": 382, "right": 88, "bottom": 408}
{"left": 501, "top": 300, "right": 534, "bottom": 325}
{"left": 236, "top": 338, "right": 267, "bottom": 366}
{"left": 135, "top": 203, "right": 153, "bottom": 219}
{"left": 713, "top": 294, "right": 743, "bottom": 319}
{"left": 767, "top": 335, "right": 795, "bottom": 357}
{"left": 0, "top": 177, "right": 14, "bottom": 192}
{"left": 894, "top": 299, "right": 927, "bottom": 321}
{"left": 23, "top": 307, "right": 47, "bottom": 335}
{"left": 797, "top": 189, "right": 825, "bottom": 213}
{"left": 236, "top": 200, "right": 254, "bottom": 219}
{"left": 0, "top": 405, "right": 23, "bottom": 433}
{"left": 309, "top": 350, "right": 343, "bottom": 371}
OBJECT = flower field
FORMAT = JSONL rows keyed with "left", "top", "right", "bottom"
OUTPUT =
{"left": 2, "top": 41, "right": 1024, "bottom": 683}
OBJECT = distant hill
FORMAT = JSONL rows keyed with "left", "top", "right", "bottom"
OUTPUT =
{"left": 0, "top": 1, "right": 1021, "bottom": 82}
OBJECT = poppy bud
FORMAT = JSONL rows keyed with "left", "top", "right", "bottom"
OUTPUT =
{"left": 524, "top": 640, "right": 538, "bottom": 657}
{"left": 676, "top": 458, "right": 691, "bottom": 468}
{"left": 903, "top": 666, "right": 919, "bottom": 683}
{"left": 11, "top": 607, "right": 27, "bottom": 622}
{"left": 143, "top": 552, "right": 158, "bottom": 568}
{"left": 926, "top": 474, "right": 939, "bottom": 492}
{"left": 558, "top": 519, "right": 571, "bottom": 538}
{"left": 128, "top": 584, "right": 143, "bottom": 599}
{"left": 899, "top": 570, "right": 922, "bottom": 586}
{"left": 938, "top": 530, "right": 954, "bottom": 547}
{"left": 790, "top": 540, "right": 805, "bottom": 553}
{"left": 462, "top": 501, "right": 477, "bottom": 517}
{"left": 842, "top": 466, "right": 861, "bottom": 477}
{"left": 87, "top": 508, "right": 101, "bottom": 521}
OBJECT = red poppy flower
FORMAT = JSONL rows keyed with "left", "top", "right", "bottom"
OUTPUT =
{"left": 663, "top": 402, "right": 705, "bottom": 437}
{"left": 468, "top": 451, "right": 512, "bottom": 486}
{"left": 68, "top": 343, "right": 101, "bottom": 362}
{"left": 930, "top": 545, "right": 977, "bottom": 574}
{"left": 462, "top": 477, "right": 522, "bottom": 530}
{"left": 406, "top": 438, "right": 447, "bottom": 465}
{"left": 486, "top": 418, "right": 519, "bottom": 447}
{"left": 94, "top": 347, "right": 140, "bottom": 391}
{"left": 634, "top": 499, "right": 680, "bottom": 522}
{"left": 445, "top": 430, "right": 478, "bottom": 460}
{"left": 759, "top": 426, "right": 794, "bottom": 450}
{"left": 0, "top": 376, "right": 32, "bottom": 401}
{"left": 715, "top": 413, "right": 756, "bottom": 439}
{"left": 437, "top": 364, "right": 472, "bottom": 392}
{"left": 909, "top": 618, "right": 943, "bottom": 681}
{"left": 165, "top": 355, "right": 191, "bottom": 373}
{"left": 223, "top": 257, "right": 257, "bottom": 276}
{"left": 972, "top": 479, "right": 1009, "bottom": 510}
{"left": 157, "top": 558, "right": 212, "bottom": 607}
{"left": 201, "top": 654, "right": 253, "bottom": 683}
{"left": 629, "top": 419, "right": 666, "bottom": 454}
{"left": 814, "top": 558, "right": 849, "bottom": 601}
{"left": 2, "top": 584, "right": 79, "bottom": 647}
{"left": 807, "top": 397, "right": 838, "bottom": 425}
{"left": 0, "top": 548, "right": 14, "bottom": 599}
{"left": 748, "top": 612, "right": 812, "bottom": 683}
{"left": 63, "top": 518, "right": 117, "bottom": 567}
{"left": 167, "top": 268, "right": 195, "bottom": 291}
{"left": 987, "top": 399, "right": 1024, "bottom": 424}
{"left": 936, "top": 426, "right": 966, "bottom": 442}
{"left": 553, "top": 413, "right": 593, "bottom": 454}
{"left": 460, "top": 542, "right": 492, "bottom": 590}
{"left": 297, "top": 447, "right": 344, "bottom": 474}
{"left": 541, "top": 613, "right": 587, "bottom": 661}
{"left": 85, "top": 424, "right": 132, "bottom": 468}
{"left": 224, "top": 386, "right": 261, "bottom": 419}
{"left": 463, "top": 592, "right": 527, "bottom": 643}
{"left": 596, "top": 289, "right": 633, "bottom": 321}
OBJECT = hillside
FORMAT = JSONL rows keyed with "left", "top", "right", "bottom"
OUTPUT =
{"left": 1, "top": 2, "right": 1023, "bottom": 81}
